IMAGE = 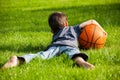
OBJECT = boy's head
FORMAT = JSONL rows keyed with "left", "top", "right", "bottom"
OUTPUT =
{"left": 48, "top": 12, "right": 68, "bottom": 33}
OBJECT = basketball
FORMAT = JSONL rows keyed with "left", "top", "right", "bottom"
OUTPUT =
{"left": 78, "top": 24, "right": 107, "bottom": 49}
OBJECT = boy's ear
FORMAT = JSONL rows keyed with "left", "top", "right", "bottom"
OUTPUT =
{"left": 64, "top": 21, "right": 68, "bottom": 27}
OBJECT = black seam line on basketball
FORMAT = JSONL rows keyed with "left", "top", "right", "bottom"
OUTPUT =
{"left": 95, "top": 36, "right": 101, "bottom": 43}
{"left": 79, "top": 37, "right": 105, "bottom": 45}
{"left": 94, "top": 36, "right": 101, "bottom": 48}
{"left": 90, "top": 25, "right": 96, "bottom": 47}
{"left": 82, "top": 27, "right": 89, "bottom": 47}
{"left": 79, "top": 27, "right": 89, "bottom": 47}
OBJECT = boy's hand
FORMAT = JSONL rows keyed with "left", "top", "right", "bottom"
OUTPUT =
{"left": 80, "top": 19, "right": 98, "bottom": 28}
{"left": 79, "top": 19, "right": 106, "bottom": 34}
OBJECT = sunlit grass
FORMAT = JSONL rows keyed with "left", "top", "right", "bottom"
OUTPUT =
{"left": 0, "top": 0, "right": 120, "bottom": 80}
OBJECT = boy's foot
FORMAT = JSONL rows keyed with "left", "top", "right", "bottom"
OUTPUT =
{"left": 74, "top": 57, "right": 95, "bottom": 69}
{"left": 1, "top": 55, "right": 19, "bottom": 69}
{"left": 82, "top": 61, "right": 95, "bottom": 69}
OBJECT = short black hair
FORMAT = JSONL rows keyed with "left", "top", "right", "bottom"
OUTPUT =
{"left": 48, "top": 12, "right": 68, "bottom": 33}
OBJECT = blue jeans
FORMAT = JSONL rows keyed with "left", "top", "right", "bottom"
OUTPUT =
{"left": 19, "top": 46, "right": 80, "bottom": 63}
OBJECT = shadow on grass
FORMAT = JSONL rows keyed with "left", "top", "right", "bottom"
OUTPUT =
{"left": 0, "top": 3, "right": 120, "bottom": 33}
{"left": 20, "top": 2, "right": 120, "bottom": 26}
{"left": 0, "top": 44, "right": 48, "bottom": 53}
{"left": 0, "top": 63, "right": 3, "bottom": 68}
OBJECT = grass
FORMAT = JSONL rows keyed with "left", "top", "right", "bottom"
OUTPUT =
{"left": 0, "top": 0, "right": 120, "bottom": 80}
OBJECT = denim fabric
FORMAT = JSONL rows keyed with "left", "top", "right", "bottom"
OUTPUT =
{"left": 19, "top": 46, "right": 80, "bottom": 63}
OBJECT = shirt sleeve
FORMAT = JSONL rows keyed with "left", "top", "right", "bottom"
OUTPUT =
{"left": 73, "top": 25, "right": 82, "bottom": 38}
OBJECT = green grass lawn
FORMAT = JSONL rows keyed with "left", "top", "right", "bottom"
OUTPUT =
{"left": 0, "top": 0, "right": 120, "bottom": 80}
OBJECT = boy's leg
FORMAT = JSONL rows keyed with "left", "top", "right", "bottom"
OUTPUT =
{"left": 2, "top": 53, "right": 38, "bottom": 69}
{"left": 61, "top": 46, "right": 95, "bottom": 69}
{"left": 20, "top": 46, "right": 61, "bottom": 62}
{"left": 2, "top": 55, "right": 20, "bottom": 69}
{"left": 2, "top": 46, "right": 61, "bottom": 69}
{"left": 38, "top": 46, "right": 60, "bottom": 59}
{"left": 18, "top": 54, "right": 38, "bottom": 63}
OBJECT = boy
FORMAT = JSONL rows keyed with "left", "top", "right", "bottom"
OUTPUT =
{"left": 2, "top": 12, "right": 102, "bottom": 69}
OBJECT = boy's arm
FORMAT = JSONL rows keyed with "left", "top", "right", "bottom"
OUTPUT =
{"left": 79, "top": 19, "right": 106, "bottom": 33}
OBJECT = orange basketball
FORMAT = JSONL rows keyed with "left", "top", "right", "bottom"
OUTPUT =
{"left": 78, "top": 24, "right": 107, "bottom": 49}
